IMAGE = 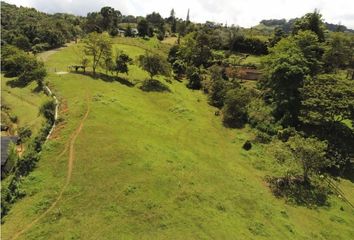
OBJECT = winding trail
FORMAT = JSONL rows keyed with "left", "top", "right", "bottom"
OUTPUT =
{"left": 11, "top": 97, "right": 90, "bottom": 240}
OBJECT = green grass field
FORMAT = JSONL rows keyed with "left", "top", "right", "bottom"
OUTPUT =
{"left": 1, "top": 75, "right": 50, "bottom": 135}
{"left": 2, "top": 38, "right": 354, "bottom": 240}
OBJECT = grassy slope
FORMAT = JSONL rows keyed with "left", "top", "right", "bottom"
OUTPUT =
{"left": 2, "top": 39, "right": 354, "bottom": 240}
{"left": 1, "top": 76, "right": 50, "bottom": 135}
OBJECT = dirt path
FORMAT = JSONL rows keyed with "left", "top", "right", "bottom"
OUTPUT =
{"left": 11, "top": 97, "right": 90, "bottom": 240}
{"left": 37, "top": 42, "right": 75, "bottom": 62}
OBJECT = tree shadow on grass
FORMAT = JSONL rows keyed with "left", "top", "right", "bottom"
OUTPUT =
{"left": 267, "top": 176, "right": 330, "bottom": 208}
{"left": 6, "top": 79, "right": 28, "bottom": 88}
{"left": 71, "top": 71, "right": 135, "bottom": 87}
{"left": 139, "top": 79, "right": 171, "bottom": 92}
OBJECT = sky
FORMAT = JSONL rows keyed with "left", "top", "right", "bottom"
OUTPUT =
{"left": 4, "top": 0, "right": 354, "bottom": 29}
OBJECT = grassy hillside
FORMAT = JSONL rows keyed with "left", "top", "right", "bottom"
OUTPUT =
{"left": 2, "top": 38, "right": 354, "bottom": 240}
{"left": 1, "top": 76, "right": 50, "bottom": 135}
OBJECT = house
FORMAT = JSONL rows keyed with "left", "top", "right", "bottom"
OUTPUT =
{"left": 131, "top": 28, "right": 139, "bottom": 36}
{"left": 238, "top": 68, "right": 262, "bottom": 80}
{"left": 117, "top": 29, "right": 125, "bottom": 37}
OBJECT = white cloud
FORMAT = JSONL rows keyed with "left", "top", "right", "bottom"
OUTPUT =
{"left": 3, "top": 0, "right": 354, "bottom": 28}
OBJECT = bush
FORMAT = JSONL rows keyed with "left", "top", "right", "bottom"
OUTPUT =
{"left": 277, "top": 127, "right": 297, "bottom": 142}
{"left": 40, "top": 100, "right": 56, "bottom": 124}
{"left": 255, "top": 131, "right": 272, "bottom": 144}
{"left": 9, "top": 114, "right": 18, "bottom": 123}
{"left": 243, "top": 140, "right": 252, "bottom": 150}
{"left": 157, "top": 31, "right": 165, "bottom": 41}
{"left": 15, "top": 147, "right": 39, "bottom": 177}
{"left": 172, "top": 60, "right": 186, "bottom": 80}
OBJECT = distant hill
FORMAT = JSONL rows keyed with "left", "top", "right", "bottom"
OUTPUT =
{"left": 256, "top": 18, "right": 354, "bottom": 33}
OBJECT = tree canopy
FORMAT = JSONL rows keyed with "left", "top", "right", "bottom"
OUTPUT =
{"left": 138, "top": 52, "right": 170, "bottom": 79}
{"left": 82, "top": 32, "right": 113, "bottom": 75}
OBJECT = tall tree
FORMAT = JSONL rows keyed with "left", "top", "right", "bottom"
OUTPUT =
{"left": 100, "top": 6, "right": 122, "bottom": 34}
{"left": 169, "top": 9, "right": 177, "bottom": 33}
{"left": 261, "top": 38, "right": 310, "bottom": 126}
{"left": 292, "top": 10, "right": 325, "bottom": 42}
{"left": 294, "top": 30, "right": 323, "bottom": 75}
{"left": 82, "top": 32, "right": 112, "bottom": 75}
{"left": 137, "top": 19, "right": 150, "bottom": 37}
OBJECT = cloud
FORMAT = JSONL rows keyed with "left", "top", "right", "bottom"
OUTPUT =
{"left": 4, "top": 0, "right": 354, "bottom": 28}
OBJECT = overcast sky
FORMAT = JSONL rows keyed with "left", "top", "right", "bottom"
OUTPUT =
{"left": 4, "top": 0, "right": 354, "bottom": 28}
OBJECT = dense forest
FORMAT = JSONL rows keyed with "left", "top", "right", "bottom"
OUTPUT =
{"left": 1, "top": 1, "right": 354, "bottom": 238}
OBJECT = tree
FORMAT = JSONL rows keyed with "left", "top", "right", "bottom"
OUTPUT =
{"left": 169, "top": 9, "right": 177, "bottom": 33}
{"left": 186, "top": 66, "right": 201, "bottom": 89}
{"left": 100, "top": 6, "right": 122, "bottom": 34}
{"left": 323, "top": 32, "right": 352, "bottom": 72}
{"left": 294, "top": 30, "right": 323, "bottom": 75}
{"left": 168, "top": 45, "right": 180, "bottom": 64}
{"left": 14, "top": 35, "right": 31, "bottom": 51}
{"left": 1, "top": 45, "right": 46, "bottom": 88}
{"left": 300, "top": 74, "right": 354, "bottom": 126}
{"left": 269, "top": 27, "right": 286, "bottom": 47}
{"left": 125, "top": 25, "right": 133, "bottom": 37}
{"left": 172, "top": 60, "right": 186, "bottom": 80}
{"left": 137, "top": 19, "right": 150, "bottom": 37}
{"left": 207, "top": 65, "right": 227, "bottom": 108}
{"left": 82, "top": 32, "right": 112, "bottom": 75}
{"left": 261, "top": 38, "right": 310, "bottom": 126}
{"left": 178, "top": 31, "right": 212, "bottom": 67}
{"left": 146, "top": 12, "right": 164, "bottom": 28}
{"left": 81, "top": 57, "right": 90, "bottom": 73}
{"left": 138, "top": 52, "right": 170, "bottom": 79}
{"left": 292, "top": 10, "right": 325, "bottom": 42}
{"left": 102, "top": 55, "right": 115, "bottom": 75}
{"left": 222, "top": 88, "right": 252, "bottom": 128}
{"left": 114, "top": 52, "right": 132, "bottom": 77}
{"left": 287, "top": 135, "right": 329, "bottom": 182}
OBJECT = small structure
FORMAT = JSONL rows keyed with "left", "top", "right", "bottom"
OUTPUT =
{"left": 131, "top": 28, "right": 139, "bottom": 37}
{"left": 118, "top": 29, "right": 125, "bottom": 37}
{"left": 1, "top": 136, "right": 18, "bottom": 167}
{"left": 238, "top": 68, "right": 262, "bottom": 80}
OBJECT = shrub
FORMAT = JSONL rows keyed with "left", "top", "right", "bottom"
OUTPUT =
{"left": 255, "top": 131, "right": 272, "bottom": 144}
{"left": 18, "top": 127, "right": 32, "bottom": 142}
{"left": 277, "top": 127, "right": 297, "bottom": 142}
{"left": 40, "top": 100, "right": 56, "bottom": 124}
{"left": 15, "top": 146, "right": 39, "bottom": 177}
{"left": 243, "top": 140, "right": 252, "bottom": 150}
